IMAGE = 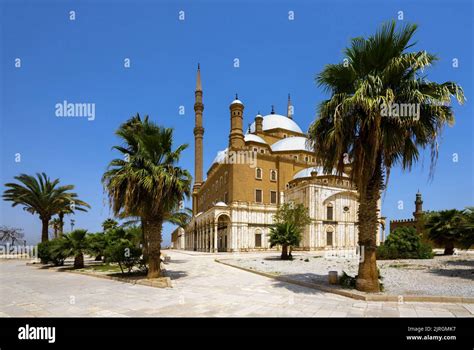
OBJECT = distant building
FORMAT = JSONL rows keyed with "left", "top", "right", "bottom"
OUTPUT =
{"left": 172, "top": 65, "right": 383, "bottom": 252}
{"left": 389, "top": 192, "right": 424, "bottom": 234}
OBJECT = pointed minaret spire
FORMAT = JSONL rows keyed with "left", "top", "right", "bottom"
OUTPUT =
{"left": 193, "top": 63, "right": 204, "bottom": 214}
{"left": 196, "top": 63, "right": 202, "bottom": 92}
{"left": 287, "top": 93, "right": 293, "bottom": 119}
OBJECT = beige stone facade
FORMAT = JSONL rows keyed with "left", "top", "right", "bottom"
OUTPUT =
{"left": 172, "top": 67, "right": 383, "bottom": 252}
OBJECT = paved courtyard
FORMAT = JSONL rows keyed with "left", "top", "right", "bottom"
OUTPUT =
{"left": 0, "top": 250, "right": 473, "bottom": 317}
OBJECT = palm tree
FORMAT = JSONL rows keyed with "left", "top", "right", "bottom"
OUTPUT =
{"left": 268, "top": 222, "right": 302, "bottom": 260}
{"left": 460, "top": 207, "right": 474, "bottom": 249}
{"left": 57, "top": 193, "right": 90, "bottom": 237}
{"left": 103, "top": 114, "right": 192, "bottom": 278}
{"left": 121, "top": 206, "right": 192, "bottom": 262}
{"left": 63, "top": 229, "right": 89, "bottom": 269}
{"left": 308, "top": 21, "right": 465, "bottom": 292}
{"left": 49, "top": 218, "right": 61, "bottom": 239}
{"left": 425, "top": 209, "right": 464, "bottom": 255}
{"left": 102, "top": 218, "right": 119, "bottom": 232}
{"left": 3, "top": 173, "right": 90, "bottom": 243}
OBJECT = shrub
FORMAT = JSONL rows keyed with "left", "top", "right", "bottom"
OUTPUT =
{"left": 268, "top": 222, "right": 302, "bottom": 260}
{"left": 104, "top": 239, "right": 142, "bottom": 275}
{"left": 339, "top": 270, "right": 384, "bottom": 291}
{"left": 37, "top": 239, "right": 68, "bottom": 266}
{"left": 86, "top": 233, "right": 107, "bottom": 261}
{"left": 339, "top": 271, "right": 356, "bottom": 288}
{"left": 377, "top": 227, "right": 434, "bottom": 260}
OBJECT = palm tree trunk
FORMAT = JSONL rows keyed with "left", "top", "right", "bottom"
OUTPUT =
{"left": 74, "top": 253, "right": 84, "bottom": 269}
{"left": 58, "top": 212, "right": 64, "bottom": 237}
{"left": 281, "top": 244, "right": 289, "bottom": 260}
{"left": 444, "top": 241, "right": 455, "bottom": 255}
{"left": 141, "top": 218, "right": 149, "bottom": 263}
{"left": 41, "top": 217, "right": 50, "bottom": 242}
{"left": 144, "top": 217, "right": 163, "bottom": 278}
{"left": 356, "top": 165, "right": 382, "bottom": 293}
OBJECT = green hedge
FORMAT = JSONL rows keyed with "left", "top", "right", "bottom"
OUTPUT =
{"left": 377, "top": 227, "right": 434, "bottom": 260}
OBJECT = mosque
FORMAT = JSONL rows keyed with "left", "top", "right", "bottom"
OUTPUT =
{"left": 171, "top": 66, "right": 383, "bottom": 252}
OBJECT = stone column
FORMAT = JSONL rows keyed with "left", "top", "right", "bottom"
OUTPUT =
{"left": 198, "top": 227, "right": 201, "bottom": 251}
{"left": 200, "top": 228, "right": 203, "bottom": 251}
{"left": 214, "top": 221, "right": 218, "bottom": 252}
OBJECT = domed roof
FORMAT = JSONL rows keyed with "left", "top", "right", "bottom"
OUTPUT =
{"left": 249, "top": 114, "right": 303, "bottom": 134}
{"left": 230, "top": 99, "right": 243, "bottom": 105}
{"left": 293, "top": 166, "right": 349, "bottom": 180}
{"left": 271, "top": 136, "right": 312, "bottom": 152}
{"left": 244, "top": 134, "right": 267, "bottom": 144}
{"left": 215, "top": 201, "right": 227, "bottom": 207}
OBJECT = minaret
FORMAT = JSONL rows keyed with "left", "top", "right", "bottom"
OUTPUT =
{"left": 193, "top": 64, "right": 204, "bottom": 214}
{"left": 413, "top": 191, "right": 423, "bottom": 217}
{"left": 287, "top": 94, "right": 293, "bottom": 119}
{"left": 229, "top": 94, "right": 245, "bottom": 149}
{"left": 413, "top": 191, "right": 424, "bottom": 234}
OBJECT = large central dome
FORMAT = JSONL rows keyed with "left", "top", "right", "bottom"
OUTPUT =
{"left": 249, "top": 114, "right": 303, "bottom": 134}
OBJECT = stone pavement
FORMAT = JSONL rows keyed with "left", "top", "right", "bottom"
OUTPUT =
{"left": 0, "top": 250, "right": 473, "bottom": 317}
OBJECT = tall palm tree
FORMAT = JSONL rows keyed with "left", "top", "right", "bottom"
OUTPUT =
{"left": 308, "top": 21, "right": 464, "bottom": 292}
{"left": 3, "top": 173, "right": 90, "bottom": 243}
{"left": 121, "top": 206, "right": 192, "bottom": 262}
{"left": 103, "top": 114, "right": 192, "bottom": 278}
{"left": 49, "top": 218, "right": 61, "bottom": 239}
{"left": 57, "top": 193, "right": 90, "bottom": 237}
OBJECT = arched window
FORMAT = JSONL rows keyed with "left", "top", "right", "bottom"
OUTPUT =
{"left": 255, "top": 168, "right": 262, "bottom": 179}
{"left": 270, "top": 169, "right": 277, "bottom": 182}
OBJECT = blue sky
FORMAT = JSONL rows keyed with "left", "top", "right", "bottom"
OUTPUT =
{"left": 1, "top": 0, "right": 473, "bottom": 245}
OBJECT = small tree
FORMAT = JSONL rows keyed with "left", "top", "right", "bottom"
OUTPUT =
{"left": 104, "top": 239, "right": 142, "bottom": 275}
{"left": 459, "top": 207, "right": 474, "bottom": 249}
{"left": 268, "top": 223, "right": 302, "bottom": 260}
{"left": 102, "top": 218, "right": 119, "bottom": 232}
{"left": 274, "top": 202, "right": 311, "bottom": 230}
{"left": 86, "top": 233, "right": 107, "bottom": 261}
{"left": 37, "top": 239, "right": 68, "bottom": 266}
{"left": 425, "top": 210, "right": 464, "bottom": 255}
{"left": 63, "top": 229, "right": 89, "bottom": 268}
{"left": 273, "top": 202, "right": 311, "bottom": 258}
{"left": 0, "top": 226, "right": 24, "bottom": 248}
{"left": 376, "top": 227, "right": 433, "bottom": 259}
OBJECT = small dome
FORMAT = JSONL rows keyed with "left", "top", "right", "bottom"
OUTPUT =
{"left": 249, "top": 114, "right": 303, "bottom": 134}
{"left": 231, "top": 99, "right": 243, "bottom": 105}
{"left": 244, "top": 134, "right": 267, "bottom": 144}
{"left": 271, "top": 136, "right": 312, "bottom": 152}
{"left": 293, "top": 166, "right": 349, "bottom": 180}
{"left": 215, "top": 201, "right": 227, "bottom": 207}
